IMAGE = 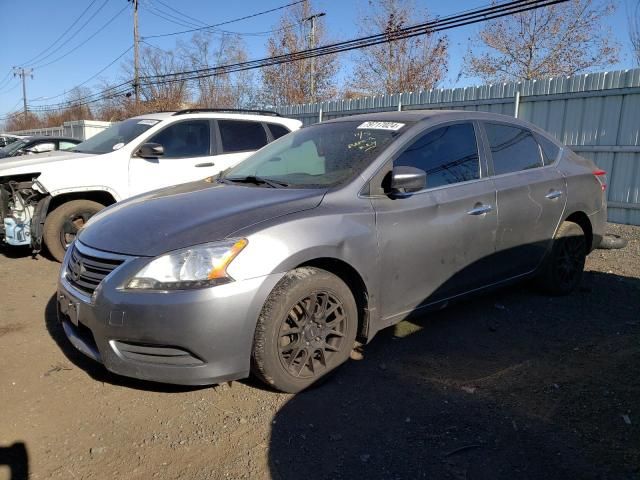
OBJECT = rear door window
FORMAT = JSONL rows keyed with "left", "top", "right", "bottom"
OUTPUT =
{"left": 148, "top": 120, "right": 211, "bottom": 158}
{"left": 484, "top": 123, "right": 543, "bottom": 175}
{"left": 219, "top": 120, "right": 268, "bottom": 153}
{"left": 394, "top": 122, "right": 480, "bottom": 189}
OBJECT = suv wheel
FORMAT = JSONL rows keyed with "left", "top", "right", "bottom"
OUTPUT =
{"left": 538, "top": 220, "right": 587, "bottom": 295}
{"left": 43, "top": 200, "right": 105, "bottom": 262}
{"left": 251, "top": 267, "right": 358, "bottom": 393}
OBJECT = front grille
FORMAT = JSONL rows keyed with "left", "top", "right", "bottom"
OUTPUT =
{"left": 66, "top": 245, "right": 124, "bottom": 296}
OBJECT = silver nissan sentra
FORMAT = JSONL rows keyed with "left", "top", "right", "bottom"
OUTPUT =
{"left": 57, "top": 110, "right": 607, "bottom": 392}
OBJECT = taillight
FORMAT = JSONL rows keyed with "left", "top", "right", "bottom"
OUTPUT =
{"left": 593, "top": 169, "right": 607, "bottom": 191}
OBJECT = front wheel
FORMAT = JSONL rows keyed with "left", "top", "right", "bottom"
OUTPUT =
{"left": 43, "top": 200, "right": 105, "bottom": 262}
{"left": 251, "top": 267, "right": 358, "bottom": 393}
{"left": 537, "top": 220, "right": 587, "bottom": 295}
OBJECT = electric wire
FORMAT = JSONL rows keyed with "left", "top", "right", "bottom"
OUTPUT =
{"left": 28, "top": 0, "right": 568, "bottom": 112}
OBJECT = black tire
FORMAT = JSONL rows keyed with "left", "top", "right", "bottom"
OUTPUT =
{"left": 537, "top": 220, "right": 587, "bottom": 296}
{"left": 251, "top": 267, "right": 358, "bottom": 393}
{"left": 43, "top": 200, "right": 105, "bottom": 262}
{"left": 597, "top": 233, "right": 628, "bottom": 250}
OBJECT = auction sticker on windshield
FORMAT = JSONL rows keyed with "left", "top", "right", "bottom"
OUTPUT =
{"left": 138, "top": 119, "right": 160, "bottom": 126}
{"left": 357, "top": 121, "right": 405, "bottom": 131}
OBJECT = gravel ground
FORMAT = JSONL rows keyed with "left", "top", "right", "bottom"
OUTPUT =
{"left": 0, "top": 224, "right": 638, "bottom": 480}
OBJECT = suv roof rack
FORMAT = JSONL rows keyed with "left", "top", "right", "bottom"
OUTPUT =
{"left": 172, "top": 108, "right": 281, "bottom": 117}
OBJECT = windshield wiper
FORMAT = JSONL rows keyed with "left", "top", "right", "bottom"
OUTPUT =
{"left": 223, "top": 175, "right": 289, "bottom": 188}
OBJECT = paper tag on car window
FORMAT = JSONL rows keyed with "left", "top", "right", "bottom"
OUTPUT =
{"left": 138, "top": 119, "right": 159, "bottom": 126}
{"left": 112, "top": 142, "right": 125, "bottom": 150}
{"left": 357, "top": 121, "right": 405, "bottom": 131}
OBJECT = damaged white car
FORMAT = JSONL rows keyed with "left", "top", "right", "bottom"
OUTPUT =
{"left": 0, "top": 109, "right": 301, "bottom": 261}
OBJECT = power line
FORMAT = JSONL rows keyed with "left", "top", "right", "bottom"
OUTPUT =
{"left": 142, "top": 0, "right": 566, "bottom": 84}
{"left": 26, "top": 0, "right": 111, "bottom": 68}
{"left": 31, "top": 4, "right": 130, "bottom": 70}
{"left": 21, "top": 0, "right": 102, "bottom": 67}
{"left": 30, "top": 45, "right": 134, "bottom": 103}
{"left": 143, "top": 0, "right": 306, "bottom": 39}
{"left": 29, "top": 0, "right": 567, "bottom": 112}
{"left": 154, "top": 0, "right": 209, "bottom": 27}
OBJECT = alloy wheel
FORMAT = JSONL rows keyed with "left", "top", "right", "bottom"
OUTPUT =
{"left": 277, "top": 291, "right": 347, "bottom": 379}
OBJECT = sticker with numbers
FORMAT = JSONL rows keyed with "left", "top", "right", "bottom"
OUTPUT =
{"left": 357, "top": 121, "right": 405, "bottom": 131}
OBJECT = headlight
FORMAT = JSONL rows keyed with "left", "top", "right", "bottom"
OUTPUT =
{"left": 126, "top": 239, "right": 247, "bottom": 290}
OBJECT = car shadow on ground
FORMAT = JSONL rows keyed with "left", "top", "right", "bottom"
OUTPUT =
{"left": 268, "top": 271, "right": 640, "bottom": 479}
{"left": 43, "top": 294, "right": 206, "bottom": 393}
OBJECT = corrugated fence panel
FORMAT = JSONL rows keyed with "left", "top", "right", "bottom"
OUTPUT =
{"left": 279, "top": 69, "right": 640, "bottom": 225}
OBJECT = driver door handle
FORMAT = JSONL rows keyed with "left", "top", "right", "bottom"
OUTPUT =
{"left": 467, "top": 204, "right": 493, "bottom": 216}
{"left": 195, "top": 162, "right": 214, "bottom": 167}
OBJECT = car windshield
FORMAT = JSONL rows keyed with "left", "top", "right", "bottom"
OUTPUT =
{"left": 224, "top": 120, "right": 411, "bottom": 188}
{"left": 70, "top": 118, "right": 160, "bottom": 154}
{"left": 0, "top": 139, "right": 30, "bottom": 155}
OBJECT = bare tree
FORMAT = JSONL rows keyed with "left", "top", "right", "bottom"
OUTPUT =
{"left": 261, "top": 0, "right": 339, "bottom": 105}
{"left": 347, "top": 0, "right": 449, "bottom": 96}
{"left": 182, "top": 33, "right": 257, "bottom": 108}
{"left": 465, "top": 0, "right": 620, "bottom": 82}
{"left": 629, "top": 0, "right": 640, "bottom": 66}
{"left": 4, "top": 112, "right": 42, "bottom": 131}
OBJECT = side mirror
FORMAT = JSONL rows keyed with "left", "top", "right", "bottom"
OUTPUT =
{"left": 389, "top": 166, "right": 426, "bottom": 193}
{"left": 137, "top": 142, "right": 164, "bottom": 158}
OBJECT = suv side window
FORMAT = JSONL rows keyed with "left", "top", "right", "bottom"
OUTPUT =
{"left": 267, "top": 123, "right": 290, "bottom": 140}
{"left": 394, "top": 123, "right": 480, "bottom": 189}
{"left": 219, "top": 120, "right": 268, "bottom": 153}
{"left": 148, "top": 120, "right": 211, "bottom": 158}
{"left": 59, "top": 141, "right": 77, "bottom": 150}
{"left": 485, "top": 123, "right": 543, "bottom": 174}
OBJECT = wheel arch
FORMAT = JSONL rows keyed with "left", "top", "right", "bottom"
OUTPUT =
{"left": 48, "top": 190, "right": 118, "bottom": 213}
{"left": 564, "top": 211, "right": 593, "bottom": 252}
{"left": 296, "top": 257, "right": 372, "bottom": 342}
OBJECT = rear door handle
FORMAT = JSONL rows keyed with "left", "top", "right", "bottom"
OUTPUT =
{"left": 466, "top": 204, "right": 493, "bottom": 215}
{"left": 195, "top": 162, "right": 214, "bottom": 168}
{"left": 545, "top": 190, "right": 563, "bottom": 200}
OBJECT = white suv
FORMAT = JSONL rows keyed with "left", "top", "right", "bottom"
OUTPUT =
{"left": 0, "top": 109, "right": 302, "bottom": 261}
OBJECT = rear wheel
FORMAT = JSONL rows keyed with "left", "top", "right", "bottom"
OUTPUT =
{"left": 43, "top": 200, "right": 105, "bottom": 262}
{"left": 537, "top": 220, "right": 587, "bottom": 295}
{"left": 251, "top": 267, "right": 358, "bottom": 393}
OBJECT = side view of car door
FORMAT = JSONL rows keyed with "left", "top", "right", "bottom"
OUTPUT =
{"left": 480, "top": 122, "right": 567, "bottom": 279}
{"left": 370, "top": 121, "right": 499, "bottom": 325}
{"left": 128, "top": 119, "right": 217, "bottom": 195}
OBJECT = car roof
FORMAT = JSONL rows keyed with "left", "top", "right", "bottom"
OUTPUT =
{"left": 322, "top": 109, "right": 528, "bottom": 125}
{"left": 127, "top": 110, "right": 301, "bottom": 128}
{"left": 321, "top": 109, "right": 557, "bottom": 140}
{"left": 25, "top": 136, "right": 80, "bottom": 142}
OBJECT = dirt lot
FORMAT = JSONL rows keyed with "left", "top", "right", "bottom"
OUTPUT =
{"left": 0, "top": 223, "right": 639, "bottom": 480}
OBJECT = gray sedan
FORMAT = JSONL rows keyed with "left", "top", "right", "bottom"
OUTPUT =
{"left": 57, "top": 110, "right": 607, "bottom": 392}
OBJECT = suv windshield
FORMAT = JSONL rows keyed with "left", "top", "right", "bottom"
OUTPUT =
{"left": 71, "top": 118, "right": 159, "bottom": 154}
{"left": 224, "top": 121, "right": 410, "bottom": 188}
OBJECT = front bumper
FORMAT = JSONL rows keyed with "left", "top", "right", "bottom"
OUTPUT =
{"left": 57, "top": 241, "right": 283, "bottom": 386}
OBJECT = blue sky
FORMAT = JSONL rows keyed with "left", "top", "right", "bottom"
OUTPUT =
{"left": 0, "top": 0, "right": 636, "bottom": 116}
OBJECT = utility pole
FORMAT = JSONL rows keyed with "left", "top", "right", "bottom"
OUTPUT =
{"left": 130, "top": 0, "right": 140, "bottom": 104}
{"left": 304, "top": 12, "right": 325, "bottom": 103}
{"left": 13, "top": 67, "right": 33, "bottom": 117}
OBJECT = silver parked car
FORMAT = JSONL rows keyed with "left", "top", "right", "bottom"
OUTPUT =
{"left": 57, "top": 111, "right": 607, "bottom": 392}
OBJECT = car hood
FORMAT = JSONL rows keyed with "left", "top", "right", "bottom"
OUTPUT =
{"left": 78, "top": 180, "right": 326, "bottom": 256}
{"left": 0, "top": 150, "right": 93, "bottom": 170}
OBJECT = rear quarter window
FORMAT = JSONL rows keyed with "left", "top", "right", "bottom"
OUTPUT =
{"left": 535, "top": 134, "right": 561, "bottom": 165}
{"left": 267, "top": 123, "right": 291, "bottom": 140}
